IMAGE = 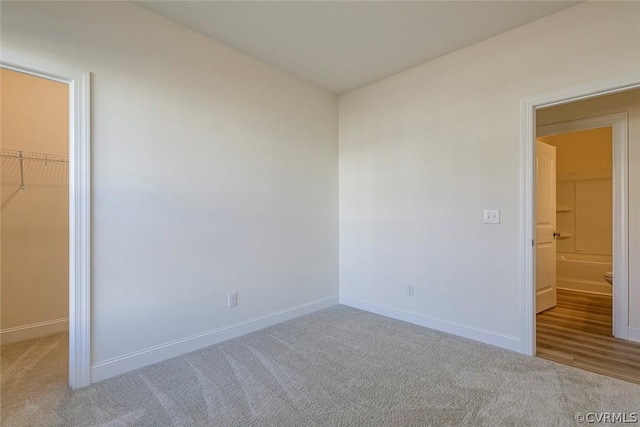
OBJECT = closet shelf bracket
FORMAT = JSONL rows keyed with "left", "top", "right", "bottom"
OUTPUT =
{"left": 19, "top": 151, "right": 25, "bottom": 190}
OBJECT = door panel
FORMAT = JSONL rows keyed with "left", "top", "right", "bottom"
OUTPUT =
{"left": 536, "top": 141, "right": 557, "bottom": 313}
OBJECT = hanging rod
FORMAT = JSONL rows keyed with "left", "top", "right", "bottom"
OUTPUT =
{"left": 0, "top": 148, "right": 68, "bottom": 190}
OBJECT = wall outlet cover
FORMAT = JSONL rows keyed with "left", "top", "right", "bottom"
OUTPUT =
{"left": 228, "top": 292, "right": 238, "bottom": 308}
{"left": 483, "top": 209, "right": 500, "bottom": 224}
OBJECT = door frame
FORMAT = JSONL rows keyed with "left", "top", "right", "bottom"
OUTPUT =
{"left": 537, "top": 113, "right": 628, "bottom": 338}
{"left": 1, "top": 47, "right": 91, "bottom": 388}
{"left": 520, "top": 70, "right": 640, "bottom": 356}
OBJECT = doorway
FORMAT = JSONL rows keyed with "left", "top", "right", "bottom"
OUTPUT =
{"left": 534, "top": 116, "right": 640, "bottom": 383}
{"left": 0, "top": 49, "right": 91, "bottom": 389}
{"left": 522, "top": 82, "right": 640, "bottom": 383}
{"left": 1, "top": 68, "right": 70, "bottom": 393}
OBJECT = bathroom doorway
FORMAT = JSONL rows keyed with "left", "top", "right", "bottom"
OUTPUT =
{"left": 533, "top": 89, "right": 640, "bottom": 384}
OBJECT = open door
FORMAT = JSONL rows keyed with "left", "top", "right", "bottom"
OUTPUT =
{"left": 536, "top": 140, "right": 557, "bottom": 313}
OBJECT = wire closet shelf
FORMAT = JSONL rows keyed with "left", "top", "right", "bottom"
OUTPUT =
{"left": 1, "top": 148, "right": 69, "bottom": 190}
{"left": 1, "top": 148, "right": 69, "bottom": 164}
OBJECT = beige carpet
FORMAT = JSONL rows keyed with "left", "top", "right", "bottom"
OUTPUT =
{"left": 2, "top": 306, "right": 639, "bottom": 426}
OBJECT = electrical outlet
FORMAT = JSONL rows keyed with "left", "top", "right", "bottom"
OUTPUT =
{"left": 483, "top": 209, "right": 500, "bottom": 224}
{"left": 406, "top": 284, "right": 414, "bottom": 296}
{"left": 228, "top": 292, "right": 238, "bottom": 308}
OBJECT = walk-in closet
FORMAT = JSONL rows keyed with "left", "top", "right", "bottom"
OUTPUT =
{"left": 1, "top": 68, "right": 70, "bottom": 408}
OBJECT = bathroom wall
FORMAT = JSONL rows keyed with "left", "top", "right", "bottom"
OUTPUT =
{"left": 539, "top": 127, "right": 613, "bottom": 255}
{"left": 0, "top": 68, "right": 70, "bottom": 344}
{"left": 537, "top": 88, "right": 640, "bottom": 341}
{"left": 538, "top": 128, "right": 612, "bottom": 295}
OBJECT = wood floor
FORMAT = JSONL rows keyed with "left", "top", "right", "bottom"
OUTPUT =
{"left": 537, "top": 289, "right": 640, "bottom": 384}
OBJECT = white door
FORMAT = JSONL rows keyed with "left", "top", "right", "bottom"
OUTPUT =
{"left": 536, "top": 141, "right": 557, "bottom": 313}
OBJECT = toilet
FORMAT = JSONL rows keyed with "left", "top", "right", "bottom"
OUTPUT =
{"left": 604, "top": 271, "right": 613, "bottom": 285}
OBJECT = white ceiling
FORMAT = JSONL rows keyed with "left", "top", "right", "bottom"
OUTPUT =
{"left": 135, "top": 1, "right": 580, "bottom": 94}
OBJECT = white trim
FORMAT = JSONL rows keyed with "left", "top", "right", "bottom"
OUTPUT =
{"left": 537, "top": 114, "right": 626, "bottom": 137}
{"left": 556, "top": 282, "right": 612, "bottom": 297}
{"left": 340, "top": 296, "right": 521, "bottom": 352}
{"left": 91, "top": 296, "right": 339, "bottom": 383}
{"left": 520, "top": 71, "right": 640, "bottom": 356}
{"left": 628, "top": 328, "right": 640, "bottom": 343}
{"left": 537, "top": 113, "right": 628, "bottom": 340}
{"left": 0, "top": 47, "right": 92, "bottom": 389}
{"left": 0, "top": 318, "right": 69, "bottom": 345}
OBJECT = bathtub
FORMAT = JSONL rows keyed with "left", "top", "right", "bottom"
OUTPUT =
{"left": 556, "top": 252, "right": 612, "bottom": 295}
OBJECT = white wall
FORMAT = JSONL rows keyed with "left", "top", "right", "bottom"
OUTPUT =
{"left": 1, "top": 1, "right": 338, "bottom": 379}
{"left": 339, "top": 1, "right": 640, "bottom": 350}
{"left": 538, "top": 89, "right": 640, "bottom": 340}
{"left": 1, "top": 69, "right": 69, "bottom": 343}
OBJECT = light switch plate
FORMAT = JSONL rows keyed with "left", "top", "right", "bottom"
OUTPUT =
{"left": 484, "top": 209, "right": 500, "bottom": 224}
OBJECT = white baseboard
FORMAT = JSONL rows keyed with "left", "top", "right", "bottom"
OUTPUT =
{"left": 340, "top": 296, "right": 521, "bottom": 352}
{"left": 557, "top": 279, "right": 612, "bottom": 296}
{"left": 557, "top": 286, "right": 611, "bottom": 296}
{"left": 628, "top": 327, "right": 640, "bottom": 343}
{"left": 0, "top": 318, "right": 68, "bottom": 345}
{"left": 91, "top": 296, "right": 339, "bottom": 383}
